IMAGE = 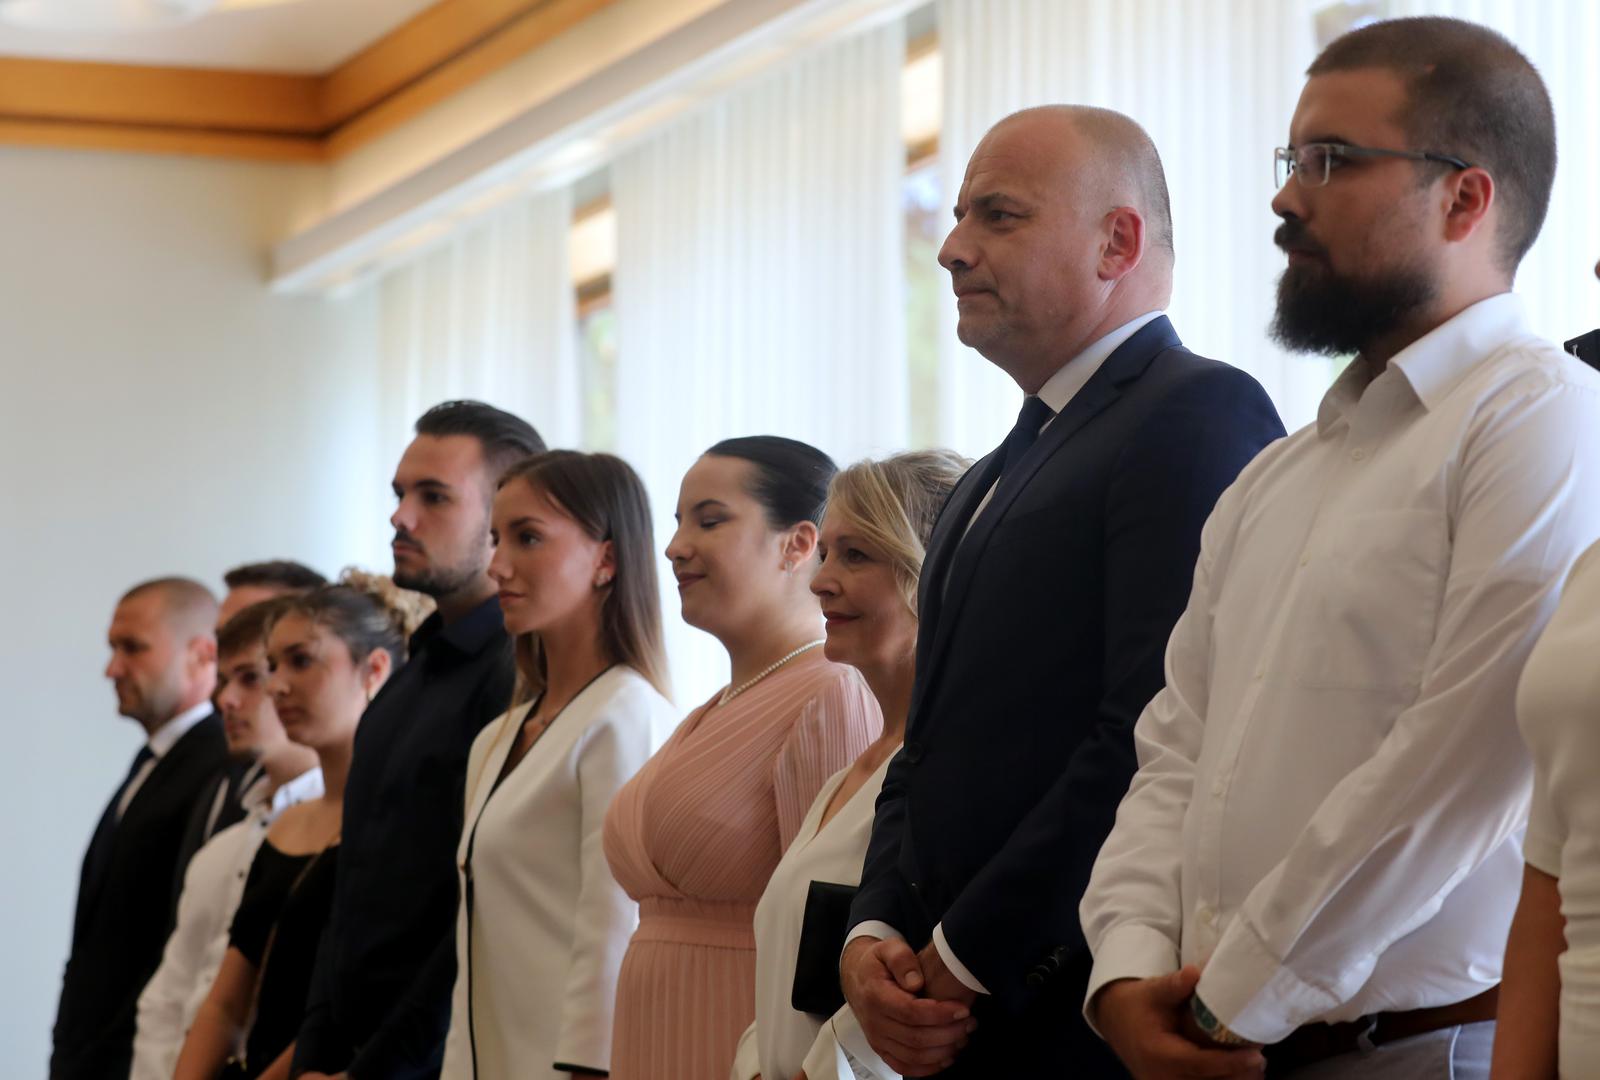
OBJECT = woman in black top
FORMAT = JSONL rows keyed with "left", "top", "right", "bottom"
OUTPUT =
{"left": 174, "top": 575, "right": 423, "bottom": 1080}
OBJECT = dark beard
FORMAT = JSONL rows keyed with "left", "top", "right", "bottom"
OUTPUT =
{"left": 1270, "top": 219, "right": 1435, "bottom": 357}
{"left": 392, "top": 560, "right": 480, "bottom": 600}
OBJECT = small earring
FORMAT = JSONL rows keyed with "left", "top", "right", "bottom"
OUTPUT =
{"left": 595, "top": 573, "right": 612, "bottom": 588}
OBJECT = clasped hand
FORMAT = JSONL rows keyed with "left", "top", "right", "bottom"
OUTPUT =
{"left": 839, "top": 936, "right": 979, "bottom": 1077}
{"left": 1093, "top": 965, "right": 1266, "bottom": 1080}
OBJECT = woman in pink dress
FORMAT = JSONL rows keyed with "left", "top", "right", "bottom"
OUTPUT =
{"left": 604, "top": 436, "right": 882, "bottom": 1080}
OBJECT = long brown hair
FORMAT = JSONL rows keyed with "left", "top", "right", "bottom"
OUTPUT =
{"left": 497, "top": 451, "right": 670, "bottom": 705}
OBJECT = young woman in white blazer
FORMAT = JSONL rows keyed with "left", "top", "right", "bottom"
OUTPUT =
{"left": 733, "top": 450, "right": 967, "bottom": 1080}
{"left": 440, "top": 451, "right": 676, "bottom": 1080}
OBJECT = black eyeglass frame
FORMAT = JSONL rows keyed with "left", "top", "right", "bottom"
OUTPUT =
{"left": 1274, "top": 143, "right": 1475, "bottom": 189}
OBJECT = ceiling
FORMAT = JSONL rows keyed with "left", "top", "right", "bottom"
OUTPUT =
{"left": 0, "top": 0, "right": 438, "bottom": 73}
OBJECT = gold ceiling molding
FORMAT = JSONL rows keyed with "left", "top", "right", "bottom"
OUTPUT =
{"left": 0, "top": 0, "right": 618, "bottom": 161}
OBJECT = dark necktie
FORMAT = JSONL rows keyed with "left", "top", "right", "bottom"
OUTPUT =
{"left": 83, "top": 745, "right": 155, "bottom": 895}
{"left": 996, "top": 394, "right": 1055, "bottom": 484}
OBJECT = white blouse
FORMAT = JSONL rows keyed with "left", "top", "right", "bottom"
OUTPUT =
{"left": 1519, "top": 539, "right": 1600, "bottom": 1078}
{"left": 733, "top": 751, "right": 901, "bottom": 1080}
{"left": 440, "top": 666, "right": 676, "bottom": 1080}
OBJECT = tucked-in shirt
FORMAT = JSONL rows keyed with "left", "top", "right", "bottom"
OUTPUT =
{"left": 1081, "top": 293, "right": 1600, "bottom": 1043}
{"left": 1518, "top": 538, "right": 1600, "bottom": 1077}
{"left": 118, "top": 701, "right": 213, "bottom": 819}
{"left": 130, "top": 766, "right": 324, "bottom": 1080}
{"left": 295, "top": 598, "right": 515, "bottom": 1079}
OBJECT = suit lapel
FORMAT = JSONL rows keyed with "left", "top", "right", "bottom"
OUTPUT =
{"left": 79, "top": 711, "right": 218, "bottom": 919}
{"left": 914, "top": 318, "right": 1180, "bottom": 712}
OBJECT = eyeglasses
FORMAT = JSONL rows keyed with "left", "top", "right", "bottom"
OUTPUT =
{"left": 1274, "top": 143, "right": 1474, "bottom": 189}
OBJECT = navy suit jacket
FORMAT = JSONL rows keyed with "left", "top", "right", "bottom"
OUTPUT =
{"left": 51, "top": 712, "right": 227, "bottom": 1080}
{"left": 849, "top": 318, "right": 1284, "bottom": 1072}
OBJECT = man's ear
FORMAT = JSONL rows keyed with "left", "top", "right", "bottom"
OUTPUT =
{"left": 1442, "top": 166, "right": 1495, "bottom": 246}
{"left": 1099, "top": 206, "right": 1148, "bottom": 282}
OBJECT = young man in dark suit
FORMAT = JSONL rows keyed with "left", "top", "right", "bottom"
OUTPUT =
{"left": 51, "top": 577, "right": 227, "bottom": 1080}
{"left": 839, "top": 105, "right": 1286, "bottom": 1077}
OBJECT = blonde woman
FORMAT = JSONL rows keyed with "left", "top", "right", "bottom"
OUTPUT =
{"left": 733, "top": 450, "right": 968, "bottom": 1080}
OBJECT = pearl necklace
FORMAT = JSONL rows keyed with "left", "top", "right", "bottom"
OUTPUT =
{"left": 719, "top": 639, "right": 825, "bottom": 705}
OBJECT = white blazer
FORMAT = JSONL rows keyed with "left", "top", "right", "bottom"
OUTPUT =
{"left": 440, "top": 665, "right": 676, "bottom": 1080}
{"left": 733, "top": 753, "right": 902, "bottom": 1080}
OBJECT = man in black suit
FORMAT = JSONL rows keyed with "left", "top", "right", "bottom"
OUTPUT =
{"left": 840, "top": 106, "right": 1286, "bottom": 1077}
{"left": 51, "top": 577, "right": 228, "bottom": 1080}
{"left": 172, "top": 559, "right": 328, "bottom": 896}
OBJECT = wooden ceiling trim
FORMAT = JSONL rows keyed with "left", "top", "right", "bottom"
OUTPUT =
{"left": 0, "top": 0, "right": 618, "bottom": 161}
{"left": 0, "top": 56, "right": 322, "bottom": 132}
{"left": 318, "top": 0, "right": 548, "bottom": 126}
{"left": 322, "top": 0, "right": 616, "bottom": 159}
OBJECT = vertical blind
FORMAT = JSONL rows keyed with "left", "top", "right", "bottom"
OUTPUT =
{"left": 611, "top": 21, "right": 907, "bottom": 705}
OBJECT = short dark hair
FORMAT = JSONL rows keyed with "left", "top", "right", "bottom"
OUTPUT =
{"left": 217, "top": 596, "right": 292, "bottom": 658}
{"left": 1309, "top": 16, "right": 1555, "bottom": 271}
{"left": 223, "top": 560, "right": 326, "bottom": 593}
{"left": 705, "top": 436, "right": 837, "bottom": 529}
{"left": 414, "top": 400, "right": 546, "bottom": 483}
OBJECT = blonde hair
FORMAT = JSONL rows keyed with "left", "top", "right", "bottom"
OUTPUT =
{"left": 826, "top": 449, "right": 970, "bottom": 617}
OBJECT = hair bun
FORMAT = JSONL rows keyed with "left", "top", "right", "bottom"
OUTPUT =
{"left": 337, "top": 568, "right": 435, "bottom": 640}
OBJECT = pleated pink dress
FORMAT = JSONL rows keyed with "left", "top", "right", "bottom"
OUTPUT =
{"left": 602, "top": 649, "right": 881, "bottom": 1080}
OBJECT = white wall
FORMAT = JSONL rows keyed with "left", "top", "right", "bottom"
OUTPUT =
{"left": 0, "top": 146, "right": 382, "bottom": 1073}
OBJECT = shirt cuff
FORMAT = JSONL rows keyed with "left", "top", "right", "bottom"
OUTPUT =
{"left": 931, "top": 923, "right": 989, "bottom": 995}
{"left": 1195, "top": 915, "right": 1338, "bottom": 1044}
{"left": 1082, "top": 923, "right": 1181, "bottom": 1037}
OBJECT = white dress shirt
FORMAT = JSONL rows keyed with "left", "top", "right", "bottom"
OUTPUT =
{"left": 117, "top": 700, "right": 212, "bottom": 819}
{"left": 1081, "top": 293, "right": 1600, "bottom": 1043}
{"left": 852, "top": 310, "right": 1165, "bottom": 994}
{"left": 734, "top": 752, "right": 901, "bottom": 1080}
{"left": 129, "top": 765, "right": 324, "bottom": 1080}
{"left": 1518, "top": 538, "right": 1600, "bottom": 1077}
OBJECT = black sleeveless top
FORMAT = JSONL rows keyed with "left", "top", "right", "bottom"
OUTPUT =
{"left": 229, "top": 840, "right": 341, "bottom": 1078}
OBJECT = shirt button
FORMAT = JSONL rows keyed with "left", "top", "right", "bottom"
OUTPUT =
{"left": 1254, "top": 669, "right": 1264, "bottom": 681}
{"left": 1211, "top": 778, "right": 1226, "bottom": 797}
{"left": 1196, "top": 905, "right": 1214, "bottom": 925}
{"left": 1351, "top": 448, "right": 1367, "bottom": 461}
{"left": 1299, "top": 554, "right": 1309, "bottom": 567}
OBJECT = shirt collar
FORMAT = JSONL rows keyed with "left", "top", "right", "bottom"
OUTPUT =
{"left": 265, "top": 766, "right": 325, "bottom": 819}
{"left": 1316, "top": 292, "right": 1529, "bottom": 436}
{"left": 410, "top": 594, "right": 507, "bottom": 662}
{"left": 146, "top": 701, "right": 213, "bottom": 758}
{"left": 1035, "top": 310, "right": 1165, "bottom": 415}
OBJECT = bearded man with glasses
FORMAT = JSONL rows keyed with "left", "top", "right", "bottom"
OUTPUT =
{"left": 1081, "top": 16, "right": 1600, "bottom": 1080}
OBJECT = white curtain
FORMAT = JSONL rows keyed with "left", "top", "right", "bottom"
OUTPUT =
{"left": 374, "top": 186, "right": 580, "bottom": 466}
{"left": 612, "top": 21, "right": 907, "bottom": 707}
{"left": 1381, "top": 0, "right": 1600, "bottom": 346}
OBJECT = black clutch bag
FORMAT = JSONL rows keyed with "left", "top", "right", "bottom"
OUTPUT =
{"left": 791, "top": 879, "right": 859, "bottom": 1018}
